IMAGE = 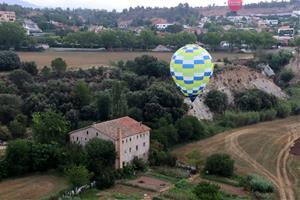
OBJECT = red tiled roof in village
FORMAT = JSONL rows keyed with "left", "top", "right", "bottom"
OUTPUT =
{"left": 91, "top": 116, "right": 150, "bottom": 140}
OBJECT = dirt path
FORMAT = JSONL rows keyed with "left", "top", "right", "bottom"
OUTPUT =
{"left": 225, "top": 122, "right": 300, "bottom": 200}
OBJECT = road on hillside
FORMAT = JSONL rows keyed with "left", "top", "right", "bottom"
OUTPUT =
{"left": 173, "top": 117, "right": 300, "bottom": 200}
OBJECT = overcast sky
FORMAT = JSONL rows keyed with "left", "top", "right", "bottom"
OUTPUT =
{"left": 26, "top": 0, "right": 269, "bottom": 11}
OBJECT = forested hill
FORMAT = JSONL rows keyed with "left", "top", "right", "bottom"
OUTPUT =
{"left": 0, "top": 1, "right": 299, "bottom": 27}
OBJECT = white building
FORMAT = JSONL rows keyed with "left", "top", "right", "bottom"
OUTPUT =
{"left": 155, "top": 23, "right": 173, "bottom": 30}
{"left": 0, "top": 11, "right": 16, "bottom": 22}
{"left": 69, "top": 116, "right": 151, "bottom": 169}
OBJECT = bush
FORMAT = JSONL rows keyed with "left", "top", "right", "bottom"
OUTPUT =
{"left": 21, "top": 61, "right": 38, "bottom": 76}
{"left": 0, "top": 125, "right": 12, "bottom": 141}
{"left": 204, "top": 153, "right": 234, "bottom": 177}
{"left": 8, "top": 119, "right": 26, "bottom": 138}
{"left": 259, "top": 109, "right": 277, "bottom": 121}
{"left": 64, "top": 165, "right": 93, "bottom": 187}
{"left": 276, "top": 102, "right": 292, "bottom": 118}
{"left": 0, "top": 160, "right": 8, "bottom": 180}
{"left": 0, "top": 51, "right": 21, "bottom": 71}
{"left": 205, "top": 90, "right": 228, "bottom": 113}
{"left": 9, "top": 69, "right": 33, "bottom": 87}
{"left": 5, "top": 139, "right": 32, "bottom": 176}
{"left": 132, "top": 157, "right": 148, "bottom": 172}
{"left": 235, "top": 89, "right": 278, "bottom": 111}
{"left": 193, "top": 182, "right": 223, "bottom": 200}
{"left": 51, "top": 57, "right": 67, "bottom": 75}
{"left": 240, "top": 173, "right": 274, "bottom": 193}
{"left": 220, "top": 111, "right": 260, "bottom": 128}
{"left": 95, "top": 169, "right": 115, "bottom": 189}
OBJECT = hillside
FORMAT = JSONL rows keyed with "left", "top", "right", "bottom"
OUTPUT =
{"left": 286, "top": 55, "right": 300, "bottom": 84}
{"left": 0, "top": 0, "right": 38, "bottom": 8}
{"left": 189, "top": 66, "right": 287, "bottom": 120}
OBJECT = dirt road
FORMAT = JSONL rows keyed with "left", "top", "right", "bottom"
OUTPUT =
{"left": 173, "top": 116, "right": 300, "bottom": 200}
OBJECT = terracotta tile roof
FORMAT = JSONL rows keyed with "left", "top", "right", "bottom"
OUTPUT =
{"left": 91, "top": 116, "right": 150, "bottom": 140}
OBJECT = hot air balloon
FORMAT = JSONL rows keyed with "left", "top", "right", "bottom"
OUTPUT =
{"left": 228, "top": 0, "right": 243, "bottom": 12}
{"left": 170, "top": 44, "right": 214, "bottom": 102}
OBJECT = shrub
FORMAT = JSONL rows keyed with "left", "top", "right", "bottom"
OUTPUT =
{"left": 0, "top": 125, "right": 12, "bottom": 141}
{"left": 64, "top": 165, "right": 93, "bottom": 187}
{"left": 280, "top": 70, "right": 294, "bottom": 83}
{"left": 0, "top": 160, "right": 8, "bottom": 180}
{"left": 95, "top": 169, "right": 115, "bottom": 189}
{"left": 8, "top": 120, "right": 26, "bottom": 138}
{"left": 204, "top": 153, "right": 234, "bottom": 177}
{"left": 21, "top": 61, "right": 38, "bottom": 76}
{"left": 132, "top": 157, "right": 148, "bottom": 172}
{"left": 276, "top": 102, "right": 292, "bottom": 118}
{"left": 205, "top": 90, "right": 228, "bottom": 113}
{"left": 193, "top": 182, "right": 223, "bottom": 200}
{"left": 9, "top": 69, "right": 33, "bottom": 87}
{"left": 235, "top": 89, "right": 278, "bottom": 111}
{"left": 5, "top": 139, "right": 32, "bottom": 176}
{"left": 240, "top": 173, "right": 274, "bottom": 193}
{"left": 221, "top": 111, "right": 260, "bottom": 128}
{"left": 0, "top": 51, "right": 21, "bottom": 71}
{"left": 51, "top": 57, "right": 67, "bottom": 75}
{"left": 259, "top": 109, "right": 277, "bottom": 121}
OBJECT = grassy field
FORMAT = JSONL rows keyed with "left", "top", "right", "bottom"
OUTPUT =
{"left": 17, "top": 51, "right": 253, "bottom": 70}
{"left": 0, "top": 173, "right": 69, "bottom": 200}
{"left": 172, "top": 116, "right": 300, "bottom": 200}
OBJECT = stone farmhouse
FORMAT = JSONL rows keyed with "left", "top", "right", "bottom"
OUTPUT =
{"left": 69, "top": 116, "right": 150, "bottom": 169}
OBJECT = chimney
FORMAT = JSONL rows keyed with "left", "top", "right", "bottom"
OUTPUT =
{"left": 117, "top": 128, "right": 123, "bottom": 169}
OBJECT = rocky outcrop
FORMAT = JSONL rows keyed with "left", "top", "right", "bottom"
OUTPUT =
{"left": 189, "top": 66, "right": 287, "bottom": 120}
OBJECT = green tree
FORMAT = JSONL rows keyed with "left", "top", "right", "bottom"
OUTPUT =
{"left": 72, "top": 80, "right": 92, "bottom": 108}
{"left": 111, "top": 81, "right": 128, "bottom": 118}
{"left": 165, "top": 24, "right": 184, "bottom": 33}
{"left": 0, "top": 51, "right": 21, "bottom": 71}
{"left": 51, "top": 57, "right": 67, "bottom": 75}
{"left": 139, "top": 29, "right": 159, "bottom": 50}
{"left": 0, "top": 94, "right": 21, "bottom": 124}
{"left": 41, "top": 66, "right": 51, "bottom": 77}
{"left": 8, "top": 119, "right": 26, "bottom": 139}
{"left": 0, "top": 22, "right": 26, "bottom": 50}
{"left": 205, "top": 153, "right": 234, "bottom": 177}
{"left": 280, "top": 70, "right": 295, "bottom": 83}
{"left": 31, "top": 142, "right": 58, "bottom": 171}
{"left": 202, "top": 32, "right": 222, "bottom": 50}
{"left": 21, "top": 61, "right": 38, "bottom": 76}
{"left": 96, "top": 92, "right": 112, "bottom": 121}
{"left": 32, "top": 110, "right": 70, "bottom": 144}
{"left": 193, "top": 182, "right": 223, "bottom": 200}
{"left": 64, "top": 165, "right": 93, "bottom": 187}
{"left": 85, "top": 138, "right": 116, "bottom": 176}
{"left": 5, "top": 139, "right": 32, "bottom": 176}
{"left": 175, "top": 116, "right": 208, "bottom": 141}
{"left": 205, "top": 90, "right": 228, "bottom": 113}
{"left": 9, "top": 69, "right": 33, "bottom": 87}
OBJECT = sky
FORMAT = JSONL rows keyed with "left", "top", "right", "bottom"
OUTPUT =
{"left": 26, "top": 0, "right": 270, "bottom": 11}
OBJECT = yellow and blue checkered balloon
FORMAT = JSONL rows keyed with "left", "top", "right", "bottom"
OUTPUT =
{"left": 170, "top": 44, "right": 214, "bottom": 102}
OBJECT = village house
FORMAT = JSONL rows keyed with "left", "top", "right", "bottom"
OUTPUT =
{"left": 69, "top": 116, "right": 151, "bottom": 169}
{"left": 0, "top": 11, "right": 16, "bottom": 22}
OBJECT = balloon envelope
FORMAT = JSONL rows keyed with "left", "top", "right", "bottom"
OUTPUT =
{"left": 170, "top": 44, "right": 214, "bottom": 102}
{"left": 228, "top": 0, "right": 243, "bottom": 11}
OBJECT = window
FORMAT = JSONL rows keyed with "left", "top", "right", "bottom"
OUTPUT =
{"left": 137, "top": 135, "right": 139, "bottom": 139}
{"left": 96, "top": 132, "right": 99, "bottom": 136}
{"left": 85, "top": 138, "right": 87, "bottom": 141}
{"left": 126, "top": 139, "right": 128, "bottom": 142}
{"left": 130, "top": 137, "right": 132, "bottom": 142}
{"left": 86, "top": 131, "right": 89, "bottom": 135}
{"left": 143, "top": 142, "right": 146, "bottom": 147}
{"left": 129, "top": 148, "right": 131, "bottom": 153}
{"left": 122, "top": 140, "right": 124, "bottom": 144}
{"left": 136, "top": 145, "right": 138, "bottom": 151}
{"left": 122, "top": 161, "right": 125, "bottom": 166}
{"left": 76, "top": 137, "right": 79, "bottom": 141}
